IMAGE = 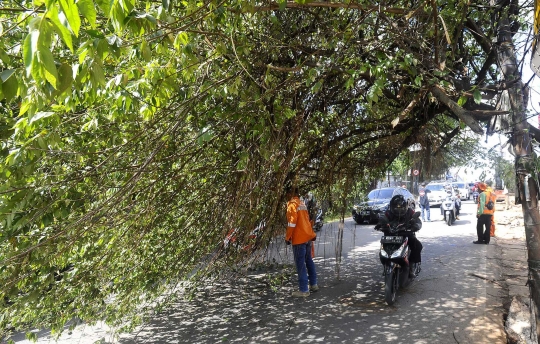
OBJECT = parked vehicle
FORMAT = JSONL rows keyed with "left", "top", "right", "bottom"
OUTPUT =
{"left": 441, "top": 190, "right": 457, "bottom": 226}
{"left": 313, "top": 208, "right": 324, "bottom": 231}
{"left": 224, "top": 221, "right": 266, "bottom": 252}
{"left": 352, "top": 187, "right": 416, "bottom": 224}
{"left": 376, "top": 212, "right": 422, "bottom": 305}
{"left": 452, "top": 182, "right": 470, "bottom": 200}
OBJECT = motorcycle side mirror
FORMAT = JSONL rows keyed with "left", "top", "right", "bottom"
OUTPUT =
{"left": 412, "top": 211, "right": 421, "bottom": 219}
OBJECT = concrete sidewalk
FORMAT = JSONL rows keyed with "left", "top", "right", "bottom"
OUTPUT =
{"left": 4, "top": 202, "right": 534, "bottom": 344}
{"left": 490, "top": 203, "right": 536, "bottom": 343}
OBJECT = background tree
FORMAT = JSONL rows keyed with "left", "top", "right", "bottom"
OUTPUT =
{"left": 0, "top": 0, "right": 538, "bottom": 337}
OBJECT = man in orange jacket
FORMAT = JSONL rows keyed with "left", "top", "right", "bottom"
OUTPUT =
{"left": 474, "top": 182, "right": 495, "bottom": 244}
{"left": 286, "top": 186, "right": 318, "bottom": 297}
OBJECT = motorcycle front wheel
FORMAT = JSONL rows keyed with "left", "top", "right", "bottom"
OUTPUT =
{"left": 446, "top": 212, "right": 452, "bottom": 226}
{"left": 384, "top": 269, "right": 398, "bottom": 305}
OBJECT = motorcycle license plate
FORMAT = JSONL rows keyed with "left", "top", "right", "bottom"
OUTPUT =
{"left": 381, "top": 236, "right": 403, "bottom": 244}
{"left": 361, "top": 211, "right": 370, "bottom": 215}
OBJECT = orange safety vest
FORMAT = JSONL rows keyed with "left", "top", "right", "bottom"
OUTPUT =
{"left": 477, "top": 188, "right": 496, "bottom": 215}
{"left": 286, "top": 197, "right": 317, "bottom": 245}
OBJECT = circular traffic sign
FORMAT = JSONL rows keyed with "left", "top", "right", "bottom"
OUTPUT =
{"left": 413, "top": 169, "right": 419, "bottom": 176}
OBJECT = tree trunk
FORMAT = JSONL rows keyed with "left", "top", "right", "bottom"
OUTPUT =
{"left": 494, "top": 0, "right": 540, "bottom": 336}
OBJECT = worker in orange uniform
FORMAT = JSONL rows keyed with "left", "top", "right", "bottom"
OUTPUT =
{"left": 474, "top": 182, "right": 496, "bottom": 244}
{"left": 286, "top": 186, "right": 318, "bottom": 297}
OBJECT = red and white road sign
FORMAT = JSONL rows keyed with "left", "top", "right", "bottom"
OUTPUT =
{"left": 413, "top": 169, "right": 419, "bottom": 176}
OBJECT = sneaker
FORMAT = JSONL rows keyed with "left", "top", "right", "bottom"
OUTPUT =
{"left": 309, "top": 284, "right": 319, "bottom": 292}
{"left": 456, "top": 216, "right": 460, "bottom": 220}
{"left": 292, "top": 290, "right": 310, "bottom": 297}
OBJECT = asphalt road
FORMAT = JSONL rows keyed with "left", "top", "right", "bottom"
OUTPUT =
{"left": 7, "top": 200, "right": 506, "bottom": 344}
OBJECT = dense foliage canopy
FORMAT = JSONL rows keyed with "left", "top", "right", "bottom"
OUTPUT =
{"left": 0, "top": 0, "right": 535, "bottom": 336}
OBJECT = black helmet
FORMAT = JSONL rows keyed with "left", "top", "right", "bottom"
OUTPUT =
{"left": 389, "top": 195, "right": 408, "bottom": 217}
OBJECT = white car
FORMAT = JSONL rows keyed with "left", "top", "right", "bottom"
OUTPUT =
{"left": 425, "top": 182, "right": 449, "bottom": 206}
{"left": 452, "top": 182, "right": 470, "bottom": 200}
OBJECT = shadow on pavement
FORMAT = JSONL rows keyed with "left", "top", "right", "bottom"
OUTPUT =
{"left": 114, "top": 219, "right": 505, "bottom": 344}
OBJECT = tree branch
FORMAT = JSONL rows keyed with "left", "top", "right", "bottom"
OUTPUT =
{"left": 429, "top": 85, "right": 484, "bottom": 133}
{"left": 465, "top": 18, "right": 492, "bottom": 54}
{"left": 432, "top": 127, "right": 460, "bottom": 156}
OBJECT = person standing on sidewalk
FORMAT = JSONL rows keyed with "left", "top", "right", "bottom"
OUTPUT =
{"left": 474, "top": 182, "right": 495, "bottom": 244}
{"left": 418, "top": 183, "right": 431, "bottom": 222}
{"left": 285, "top": 186, "right": 318, "bottom": 297}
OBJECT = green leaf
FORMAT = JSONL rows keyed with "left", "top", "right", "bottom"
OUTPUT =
{"left": 1, "top": 69, "right": 15, "bottom": 82}
{"left": 30, "top": 52, "right": 43, "bottom": 82}
{"left": 38, "top": 47, "right": 58, "bottom": 89}
{"left": 30, "top": 111, "right": 55, "bottom": 124}
{"left": 0, "top": 47, "right": 10, "bottom": 65}
{"left": 47, "top": 5, "right": 74, "bottom": 51}
{"left": 77, "top": 0, "right": 97, "bottom": 28}
{"left": 162, "top": 0, "right": 170, "bottom": 11}
{"left": 473, "top": 89, "right": 482, "bottom": 104}
{"left": 57, "top": 63, "right": 73, "bottom": 94}
{"left": 312, "top": 80, "right": 323, "bottom": 93}
{"left": 174, "top": 32, "right": 189, "bottom": 50}
{"left": 95, "top": 0, "right": 112, "bottom": 17}
{"left": 23, "top": 31, "right": 40, "bottom": 76}
{"left": 2, "top": 72, "right": 17, "bottom": 101}
{"left": 141, "top": 41, "right": 151, "bottom": 61}
{"left": 19, "top": 100, "right": 31, "bottom": 116}
{"left": 91, "top": 62, "right": 106, "bottom": 86}
{"left": 59, "top": 0, "right": 81, "bottom": 37}
{"left": 457, "top": 95, "right": 467, "bottom": 106}
{"left": 25, "top": 332, "right": 37, "bottom": 342}
{"left": 110, "top": 0, "right": 127, "bottom": 31}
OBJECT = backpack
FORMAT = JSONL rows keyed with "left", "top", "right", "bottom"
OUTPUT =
{"left": 485, "top": 191, "right": 497, "bottom": 210}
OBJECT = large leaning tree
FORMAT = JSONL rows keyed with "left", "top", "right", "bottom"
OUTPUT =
{"left": 0, "top": 0, "right": 538, "bottom": 337}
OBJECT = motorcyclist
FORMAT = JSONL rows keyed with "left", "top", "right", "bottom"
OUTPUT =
{"left": 440, "top": 183, "right": 456, "bottom": 220}
{"left": 375, "top": 195, "right": 423, "bottom": 277}
{"left": 454, "top": 192, "right": 461, "bottom": 220}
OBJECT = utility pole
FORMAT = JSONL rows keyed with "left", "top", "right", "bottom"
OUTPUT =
{"left": 495, "top": 0, "right": 540, "bottom": 320}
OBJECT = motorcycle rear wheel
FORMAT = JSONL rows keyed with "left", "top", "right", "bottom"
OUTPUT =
{"left": 384, "top": 270, "right": 398, "bottom": 305}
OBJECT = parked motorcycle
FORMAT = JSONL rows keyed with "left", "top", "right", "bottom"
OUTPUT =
{"left": 473, "top": 191, "right": 479, "bottom": 204}
{"left": 224, "top": 221, "right": 266, "bottom": 252}
{"left": 441, "top": 192, "right": 457, "bottom": 226}
{"left": 376, "top": 212, "right": 421, "bottom": 306}
{"left": 313, "top": 208, "right": 324, "bottom": 232}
